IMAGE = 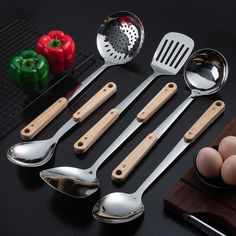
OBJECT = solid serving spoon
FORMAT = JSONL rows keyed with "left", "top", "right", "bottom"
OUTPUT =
{"left": 93, "top": 100, "right": 225, "bottom": 223}
{"left": 7, "top": 83, "right": 117, "bottom": 167}
{"left": 40, "top": 48, "right": 228, "bottom": 198}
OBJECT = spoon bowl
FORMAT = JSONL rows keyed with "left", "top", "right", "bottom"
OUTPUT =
{"left": 7, "top": 139, "right": 57, "bottom": 167}
{"left": 40, "top": 167, "right": 99, "bottom": 198}
{"left": 93, "top": 192, "right": 144, "bottom": 223}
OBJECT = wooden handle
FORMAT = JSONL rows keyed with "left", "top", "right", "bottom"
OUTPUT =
{"left": 137, "top": 82, "right": 177, "bottom": 122}
{"left": 73, "top": 82, "right": 117, "bottom": 122}
{"left": 112, "top": 133, "right": 158, "bottom": 182}
{"left": 184, "top": 100, "right": 225, "bottom": 143}
{"left": 20, "top": 97, "right": 68, "bottom": 140}
{"left": 74, "top": 108, "right": 120, "bottom": 153}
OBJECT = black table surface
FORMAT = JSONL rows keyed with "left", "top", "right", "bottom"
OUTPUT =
{"left": 0, "top": 0, "right": 236, "bottom": 235}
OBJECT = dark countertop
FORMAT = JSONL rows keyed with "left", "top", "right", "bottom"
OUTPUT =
{"left": 0, "top": 0, "right": 236, "bottom": 235}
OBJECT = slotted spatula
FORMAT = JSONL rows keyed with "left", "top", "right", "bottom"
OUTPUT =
{"left": 74, "top": 32, "right": 194, "bottom": 153}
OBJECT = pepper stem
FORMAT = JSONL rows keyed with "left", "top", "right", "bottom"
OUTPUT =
{"left": 48, "top": 39, "right": 62, "bottom": 48}
{"left": 22, "top": 58, "right": 37, "bottom": 70}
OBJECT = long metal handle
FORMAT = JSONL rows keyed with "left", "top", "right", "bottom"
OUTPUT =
{"left": 116, "top": 72, "right": 161, "bottom": 113}
{"left": 137, "top": 82, "right": 177, "bottom": 122}
{"left": 20, "top": 97, "right": 69, "bottom": 140}
{"left": 74, "top": 108, "right": 120, "bottom": 153}
{"left": 72, "top": 82, "right": 117, "bottom": 122}
{"left": 135, "top": 100, "right": 225, "bottom": 196}
{"left": 112, "top": 133, "right": 158, "bottom": 181}
{"left": 20, "top": 64, "right": 108, "bottom": 140}
{"left": 183, "top": 214, "right": 226, "bottom": 236}
{"left": 153, "top": 95, "right": 194, "bottom": 138}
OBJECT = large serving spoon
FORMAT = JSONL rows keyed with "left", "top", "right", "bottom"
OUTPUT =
{"left": 93, "top": 100, "right": 225, "bottom": 223}
{"left": 21, "top": 11, "right": 144, "bottom": 140}
{"left": 40, "top": 48, "right": 228, "bottom": 198}
{"left": 7, "top": 83, "right": 117, "bottom": 167}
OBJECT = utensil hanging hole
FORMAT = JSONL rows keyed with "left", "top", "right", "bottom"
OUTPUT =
{"left": 24, "top": 128, "right": 30, "bottom": 134}
{"left": 111, "top": 111, "right": 114, "bottom": 115}
{"left": 84, "top": 137, "right": 88, "bottom": 140}
{"left": 77, "top": 141, "right": 83, "bottom": 147}
{"left": 77, "top": 111, "right": 80, "bottom": 115}
{"left": 116, "top": 169, "right": 122, "bottom": 175}
{"left": 216, "top": 101, "right": 222, "bottom": 106}
{"left": 149, "top": 135, "right": 153, "bottom": 139}
{"left": 103, "top": 88, "right": 106, "bottom": 92}
{"left": 30, "top": 124, "right": 34, "bottom": 127}
{"left": 168, "top": 83, "right": 174, "bottom": 88}
{"left": 108, "top": 83, "right": 113, "bottom": 88}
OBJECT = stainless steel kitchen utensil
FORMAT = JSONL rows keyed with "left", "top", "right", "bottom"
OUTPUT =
{"left": 39, "top": 48, "right": 228, "bottom": 198}
{"left": 112, "top": 48, "right": 228, "bottom": 181}
{"left": 183, "top": 214, "right": 226, "bottom": 236}
{"left": 93, "top": 101, "right": 225, "bottom": 223}
{"left": 74, "top": 32, "right": 194, "bottom": 153}
{"left": 7, "top": 83, "right": 117, "bottom": 167}
{"left": 21, "top": 11, "right": 144, "bottom": 140}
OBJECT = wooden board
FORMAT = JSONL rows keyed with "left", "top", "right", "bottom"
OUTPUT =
{"left": 164, "top": 117, "right": 236, "bottom": 235}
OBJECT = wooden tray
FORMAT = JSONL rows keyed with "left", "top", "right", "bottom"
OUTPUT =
{"left": 164, "top": 117, "right": 236, "bottom": 235}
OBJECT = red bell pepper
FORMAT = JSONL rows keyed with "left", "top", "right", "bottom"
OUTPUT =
{"left": 36, "top": 30, "right": 76, "bottom": 74}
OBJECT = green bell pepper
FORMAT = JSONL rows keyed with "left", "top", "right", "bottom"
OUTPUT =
{"left": 9, "top": 50, "right": 49, "bottom": 94}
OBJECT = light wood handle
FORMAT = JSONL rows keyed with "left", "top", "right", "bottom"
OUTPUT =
{"left": 112, "top": 133, "right": 158, "bottom": 182}
{"left": 184, "top": 100, "right": 225, "bottom": 143}
{"left": 74, "top": 108, "right": 120, "bottom": 153}
{"left": 73, "top": 82, "right": 117, "bottom": 122}
{"left": 20, "top": 97, "right": 68, "bottom": 140}
{"left": 137, "top": 82, "right": 177, "bottom": 122}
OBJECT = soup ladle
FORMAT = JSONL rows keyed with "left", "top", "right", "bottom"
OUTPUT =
{"left": 40, "top": 48, "right": 228, "bottom": 198}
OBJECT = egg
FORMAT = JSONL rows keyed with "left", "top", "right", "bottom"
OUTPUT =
{"left": 196, "top": 147, "right": 223, "bottom": 178}
{"left": 218, "top": 136, "right": 236, "bottom": 161}
{"left": 221, "top": 155, "right": 236, "bottom": 185}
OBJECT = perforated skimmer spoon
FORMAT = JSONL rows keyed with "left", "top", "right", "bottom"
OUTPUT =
{"left": 21, "top": 11, "right": 144, "bottom": 140}
{"left": 40, "top": 32, "right": 194, "bottom": 197}
{"left": 74, "top": 32, "right": 194, "bottom": 153}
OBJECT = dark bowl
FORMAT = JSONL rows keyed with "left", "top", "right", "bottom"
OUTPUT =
{"left": 193, "top": 146, "right": 236, "bottom": 190}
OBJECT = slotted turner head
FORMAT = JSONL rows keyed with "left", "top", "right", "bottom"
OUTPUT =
{"left": 151, "top": 32, "right": 194, "bottom": 75}
{"left": 97, "top": 11, "right": 144, "bottom": 65}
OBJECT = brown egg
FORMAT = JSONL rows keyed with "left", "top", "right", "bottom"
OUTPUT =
{"left": 196, "top": 147, "right": 223, "bottom": 178}
{"left": 218, "top": 136, "right": 236, "bottom": 161}
{"left": 221, "top": 155, "right": 236, "bottom": 185}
